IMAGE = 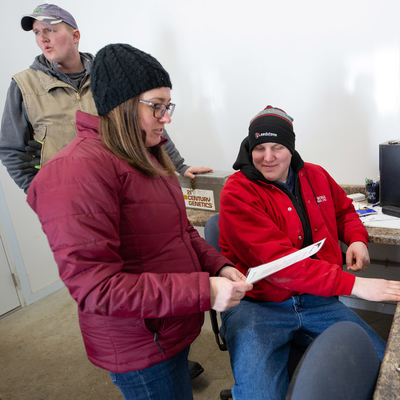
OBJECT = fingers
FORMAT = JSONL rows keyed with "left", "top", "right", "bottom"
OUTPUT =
{"left": 229, "top": 270, "right": 247, "bottom": 283}
{"left": 345, "top": 252, "right": 352, "bottom": 270}
{"left": 27, "top": 140, "right": 43, "bottom": 149}
{"left": 382, "top": 288, "right": 400, "bottom": 302}
{"left": 218, "top": 266, "right": 247, "bottom": 282}
{"left": 184, "top": 167, "right": 213, "bottom": 178}
{"left": 210, "top": 277, "right": 253, "bottom": 312}
{"left": 385, "top": 280, "right": 400, "bottom": 298}
{"left": 18, "top": 153, "right": 33, "bottom": 162}
{"left": 361, "top": 264, "right": 368, "bottom": 272}
{"left": 196, "top": 167, "right": 212, "bottom": 173}
{"left": 233, "top": 281, "right": 253, "bottom": 292}
{"left": 347, "top": 262, "right": 366, "bottom": 272}
{"left": 26, "top": 140, "right": 43, "bottom": 156}
{"left": 189, "top": 166, "right": 212, "bottom": 174}
{"left": 346, "top": 256, "right": 369, "bottom": 272}
{"left": 231, "top": 287, "right": 250, "bottom": 301}
{"left": 183, "top": 170, "right": 195, "bottom": 179}
{"left": 346, "top": 242, "right": 370, "bottom": 272}
{"left": 352, "top": 277, "right": 400, "bottom": 302}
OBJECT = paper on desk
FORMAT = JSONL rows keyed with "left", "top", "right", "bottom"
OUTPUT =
{"left": 245, "top": 238, "right": 326, "bottom": 284}
{"left": 353, "top": 204, "right": 400, "bottom": 229}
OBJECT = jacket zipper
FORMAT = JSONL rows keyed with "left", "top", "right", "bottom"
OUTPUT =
{"left": 267, "top": 178, "right": 313, "bottom": 248}
{"left": 160, "top": 176, "right": 199, "bottom": 271}
{"left": 153, "top": 332, "right": 165, "bottom": 354}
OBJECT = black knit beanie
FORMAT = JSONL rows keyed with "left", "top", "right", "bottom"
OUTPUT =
{"left": 91, "top": 43, "right": 172, "bottom": 116}
{"left": 248, "top": 106, "right": 295, "bottom": 154}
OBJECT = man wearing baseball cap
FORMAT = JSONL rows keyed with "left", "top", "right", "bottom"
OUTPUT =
{"left": 0, "top": 4, "right": 95, "bottom": 193}
{"left": 0, "top": 3, "right": 205, "bottom": 380}
{"left": 0, "top": 3, "right": 212, "bottom": 194}
{"left": 21, "top": 3, "right": 79, "bottom": 31}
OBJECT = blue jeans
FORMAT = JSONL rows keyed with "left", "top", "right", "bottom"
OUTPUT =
{"left": 110, "top": 346, "right": 192, "bottom": 400}
{"left": 220, "top": 295, "right": 387, "bottom": 400}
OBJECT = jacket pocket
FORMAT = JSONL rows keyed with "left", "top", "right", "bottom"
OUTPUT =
{"left": 39, "top": 123, "right": 77, "bottom": 166}
{"left": 144, "top": 318, "right": 165, "bottom": 354}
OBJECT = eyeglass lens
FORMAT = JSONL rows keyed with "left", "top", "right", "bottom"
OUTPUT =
{"left": 154, "top": 103, "right": 175, "bottom": 118}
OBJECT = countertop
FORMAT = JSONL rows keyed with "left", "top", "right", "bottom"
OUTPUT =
{"left": 188, "top": 184, "right": 400, "bottom": 246}
{"left": 374, "top": 304, "right": 400, "bottom": 399}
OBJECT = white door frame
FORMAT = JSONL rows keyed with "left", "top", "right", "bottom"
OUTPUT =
{"left": 0, "top": 182, "right": 64, "bottom": 308}
{"left": 0, "top": 182, "right": 26, "bottom": 308}
{"left": 0, "top": 233, "right": 20, "bottom": 316}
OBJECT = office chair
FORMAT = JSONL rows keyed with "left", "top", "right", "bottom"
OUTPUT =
{"left": 286, "top": 321, "right": 380, "bottom": 400}
{"left": 204, "top": 213, "right": 305, "bottom": 400}
{"left": 204, "top": 213, "right": 232, "bottom": 400}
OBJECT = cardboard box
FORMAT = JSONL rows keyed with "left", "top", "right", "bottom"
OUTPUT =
{"left": 177, "top": 170, "right": 234, "bottom": 212}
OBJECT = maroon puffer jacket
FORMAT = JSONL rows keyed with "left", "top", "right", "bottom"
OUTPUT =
{"left": 27, "top": 111, "right": 230, "bottom": 372}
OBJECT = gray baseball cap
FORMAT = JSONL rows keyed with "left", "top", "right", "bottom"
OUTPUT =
{"left": 21, "top": 3, "right": 78, "bottom": 31}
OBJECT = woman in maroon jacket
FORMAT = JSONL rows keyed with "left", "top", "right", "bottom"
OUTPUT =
{"left": 27, "top": 44, "right": 252, "bottom": 400}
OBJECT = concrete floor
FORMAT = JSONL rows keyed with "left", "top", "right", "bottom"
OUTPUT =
{"left": 0, "top": 287, "right": 394, "bottom": 400}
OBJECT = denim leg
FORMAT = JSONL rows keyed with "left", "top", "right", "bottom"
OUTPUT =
{"left": 298, "top": 295, "right": 387, "bottom": 361}
{"left": 220, "top": 295, "right": 387, "bottom": 400}
{"left": 221, "top": 299, "right": 299, "bottom": 400}
{"left": 109, "top": 346, "right": 192, "bottom": 400}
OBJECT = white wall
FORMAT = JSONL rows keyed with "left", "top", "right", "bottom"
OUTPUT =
{"left": 1, "top": 0, "right": 400, "bottom": 303}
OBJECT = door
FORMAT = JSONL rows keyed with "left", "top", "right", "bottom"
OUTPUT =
{"left": 0, "top": 235, "right": 20, "bottom": 316}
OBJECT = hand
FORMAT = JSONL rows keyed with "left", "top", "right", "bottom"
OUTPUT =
{"left": 209, "top": 277, "right": 253, "bottom": 312}
{"left": 346, "top": 241, "right": 370, "bottom": 272}
{"left": 17, "top": 140, "right": 42, "bottom": 175}
{"left": 183, "top": 166, "right": 213, "bottom": 179}
{"left": 25, "top": 140, "right": 42, "bottom": 157}
{"left": 17, "top": 154, "right": 41, "bottom": 174}
{"left": 218, "top": 265, "right": 247, "bottom": 282}
{"left": 351, "top": 277, "right": 400, "bottom": 302}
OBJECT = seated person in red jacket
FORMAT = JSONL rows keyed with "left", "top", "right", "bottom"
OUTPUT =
{"left": 27, "top": 43, "right": 253, "bottom": 400}
{"left": 218, "top": 105, "right": 400, "bottom": 400}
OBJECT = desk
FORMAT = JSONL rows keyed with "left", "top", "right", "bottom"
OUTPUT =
{"left": 340, "top": 186, "right": 400, "bottom": 399}
{"left": 374, "top": 304, "right": 400, "bottom": 399}
{"left": 185, "top": 207, "right": 400, "bottom": 399}
{"left": 367, "top": 226, "right": 400, "bottom": 399}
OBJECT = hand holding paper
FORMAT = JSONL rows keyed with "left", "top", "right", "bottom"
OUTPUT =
{"left": 245, "top": 238, "right": 326, "bottom": 284}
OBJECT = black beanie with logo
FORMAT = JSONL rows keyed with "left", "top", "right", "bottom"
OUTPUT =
{"left": 248, "top": 106, "right": 295, "bottom": 154}
{"left": 91, "top": 43, "right": 172, "bottom": 116}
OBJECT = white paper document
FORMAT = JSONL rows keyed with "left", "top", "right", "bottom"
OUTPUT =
{"left": 245, "top": 238, "right": 326, "bottom": 284}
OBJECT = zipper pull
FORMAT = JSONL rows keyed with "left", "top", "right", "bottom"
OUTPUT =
{"left": 76, "top": 92, "right": 81, "bottom": 101}
{"left": 154, "top": 332, "right": 165, "bottom": 354}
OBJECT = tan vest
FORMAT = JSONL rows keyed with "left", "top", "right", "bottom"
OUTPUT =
{"left": 13, "top": 69, "right": 98, "bottom": 165}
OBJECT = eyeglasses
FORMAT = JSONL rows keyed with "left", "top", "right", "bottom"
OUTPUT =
{"left": 139, "top": 100, "right": 176, "bottom": 119}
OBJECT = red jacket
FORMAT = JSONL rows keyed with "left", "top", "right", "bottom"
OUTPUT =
{"left": 219, "top": 144, "right": 368, "bottom": 303}
{"left": 27, "top": 111, "right": 232, "bottom": 372}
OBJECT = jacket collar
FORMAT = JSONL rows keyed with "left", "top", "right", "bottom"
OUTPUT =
{"left": 75, "top": 111, "right": 101, "bottom": 139}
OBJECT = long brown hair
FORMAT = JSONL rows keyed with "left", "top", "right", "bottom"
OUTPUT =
{"left": 98, "top": 96, "right": 176, "bottom": 177}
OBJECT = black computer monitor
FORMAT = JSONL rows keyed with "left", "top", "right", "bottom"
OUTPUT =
{"left": 379, "top": 141, "right": 400, "bottom": 217}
